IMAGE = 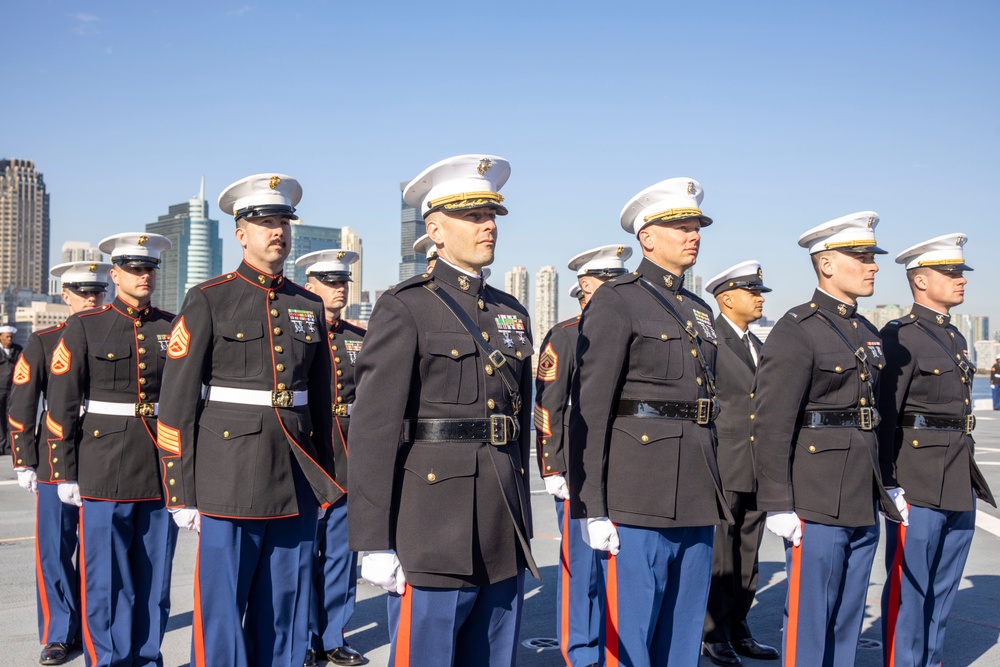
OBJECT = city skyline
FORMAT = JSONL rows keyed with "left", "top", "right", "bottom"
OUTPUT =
{"left": 534, "top": 266, "right": 558, "bottom": 344}
{"left": 0, "top": 159, "right": 49, "bottom": 299}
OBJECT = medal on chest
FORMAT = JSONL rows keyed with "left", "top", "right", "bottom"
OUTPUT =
{"left": 156, "top": 334, "right": 169, "bottom": 352}
{"left": 865, "top": 340, "right": 883, "bottom": 359}
{"left": 495, "top": 313, "right": 527, "bottom": 348}
{"left": 691, "top": 309, "right": 717, "bottom": 342}
{"left": 344, "top": 339, "right": 362, "bottom": 365}
{"left": 287, "top": 309, "right": 317, "bottom": 334}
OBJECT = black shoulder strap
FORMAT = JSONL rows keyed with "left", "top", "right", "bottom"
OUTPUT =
{"left": 423, "top": 283, "right": 522, "bottom": 415}
{"left": 912, "top": 321, "right": 975, "bottom": 377}
{"left": 812, "top": 310, "right": 876, "bottom": 404}
{"left": 636, "top": 279, "right": 717, "bottom": 396}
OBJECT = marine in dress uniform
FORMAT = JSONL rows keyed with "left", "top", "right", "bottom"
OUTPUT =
{"left": 752, "top": 213, "right": 903, "bottom": 667}
{"left": 8, "top": 261, "right": 111, "bottom": 666}
{"left": 348, "top": 154, "right": 538, "bottom": 667}
{"left": 878, "top": 234, "right": 995, "bottom": 667}
{"left": 414, "top": 233, "right": 439, "bottom": 272}
{"left": 156, "top": 174, "right": 339, "bottom": 667}
{"left": 296, "top": 249, "right": 366, "bottom": 667}
{"left": 536, "top": 244, "right": 631, "bottom": 667}
{"left": 46, "top": 234, "right": 179, "bottom": 667}
{"left": 569, "top": 178, "right": 732, "bottom": 667}
{"left": 990, "top": 356, "right": 1000, "bottom": 410}
{"left": 701, "top": 261, "right": 779, "bottom": 666}
{"left": 0, "top": 324, "right": 24, "bottom": 454}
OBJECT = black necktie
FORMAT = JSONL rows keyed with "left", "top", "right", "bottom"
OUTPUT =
{"left": 743, "top": 333, "right": 756, "bottom": 367}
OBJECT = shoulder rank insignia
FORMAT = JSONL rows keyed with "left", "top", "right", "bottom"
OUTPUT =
{"left": 167, "top": 317, "right": 191, "bottom": 359}
{"left": 692, "top": 309, "right": 717, "bottom": 342}
{"left": 537, "top": 342, "right": 558, "bottom": 382}
{"left": 12, "top": 356, "right": 30, "bottom": 385}
{"left": 50, "top": 340, "right": 71, "bottom": 375}
{"left": 288, "top": 309, "right": 318, "bottom": 334}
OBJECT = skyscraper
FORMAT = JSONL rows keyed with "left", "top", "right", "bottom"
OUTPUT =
{"left": 0, "top": 159, "right": 50, "bottom": 296}
{"left": 146, "top": 178, "right": 223, "bottom": 314}
{"left": 283, "top": 220, "right": 342, "bottom": 285}
{"left": 534, "top": 265, "right": 558, "bottom": 343}
{"left": 399, "top": 182, "right": 426, "bottom": 281}
{"left": 505, "top": 266, "right": 528, "bottom": 307}
{"left": 61, "top": 241, "right": 103, "bottom": 263}
{"left": 341, "top": 226, "right": 364, "bottom": 320}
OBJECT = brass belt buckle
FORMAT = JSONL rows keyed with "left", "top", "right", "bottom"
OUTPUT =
{"left": 859, "top": 407, "right": 874, "bottom": 431}
{"left": 271, "top": 390, "right": 295, "bottom": 408}
{"left": 965, "top": 414, "right": 976, "bottom": 434}
{"left": 134, "top": 402, "right": 155, "bottom": 418}
{"left": 490, "top": 414, "right": 509, "bottom": 446}
{"left": 695, "top": 398, "right": 713, "bottom": 425}
{"left": 332, "top": 404, "right": 349, "bottom": 417}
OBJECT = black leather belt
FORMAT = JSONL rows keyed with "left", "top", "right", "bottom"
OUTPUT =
{"left": 616, "top": 398, "right": 718, "bottom": 425}
{"left": 901, "top": 413, "right": 975, "bottom": 434}
{"left": 402, "top": 415, "right": 519, "bottom": 446}
{"left": 802, "top": 408, "right": 880, "bottom": 431}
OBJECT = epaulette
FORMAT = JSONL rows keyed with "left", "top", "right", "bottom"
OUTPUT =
{"left": 893, "top": 313, "right": 920, "bottom": 328}
{"left": 79, "top": 304, "right": 112, "bottom": 319}
{"left": 199, "top": 272, "right": 237, "bottom": 291}
{"left": 342, "top": 320, "right": 367, "bottom": 336}
{"left": 607, "top": 272, "right": 641, "bottom": 288}
{"left": 36, "top": 322, "right": 67, "bottom": 337}
{"left": 153, "top": 307, "right": 175, "bottom": 319}
{"left": 785, "top": 301, "right": 821, "bottom": 322}
{"left": 384, "top": 272, "right": 432, "bottom": 295}
{"left": 558, "top": 315, "right": 581, "bottom": 329}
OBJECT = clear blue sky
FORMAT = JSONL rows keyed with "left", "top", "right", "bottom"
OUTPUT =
{"left": 4, "top": 1, "right": 998, "bottom": 329}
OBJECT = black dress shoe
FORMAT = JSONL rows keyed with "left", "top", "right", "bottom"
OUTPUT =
{"left": 39, "top": 642, "right": 71, "bottom": 666}
{"left": 702, "top": 642, "right": 742, "bottom": 666}
{"left": 733, "top": 637, "right": 780, "bottom": 659}
{"left": 326, "top": 644, "right": 364, "bottom": 666}
{"left": 303, "top": 648, "right": 318, "bottom": 667}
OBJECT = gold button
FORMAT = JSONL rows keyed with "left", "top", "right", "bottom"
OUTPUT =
{"left": 140, "top": 392, "right": 147, "bottom": 399}
{"left": 167, "top": 461, "right": 174, "bottom": 468}
{"left": 546, "top": 466, "right": 552, "bottom": 471}
{"left": 750, "top": 435, "right": 754, "bottom": 442}
{"left": 52, "top": 443, "right": 57, "bottom": 450}
{"left": 641, "top": 434, "right": 649, "bottom": 443}
{"left": 139, "top": 377, "right": 147, "bottom": 385}
{"left": 835, "top": 366, "right": 842, "bottom": 372}
{"left": 138, "top": 347, "right": 146, "bottom": 355}
{"left": 135, "top": 321, "right": 142, "bottom": 328}
{"left": 13, "top": 434, "right": 18, "bottom": 440}
{"left": 661, "top": 334, "right": 668, "bottom": 340}
{"left": 541, "top": 439, "right": 547, "bottom": 445}
{"left": 107, "top": 352, "right": 115, "bottom": 359}
{"left": 271, "top": 309, "right": 279, "bottom": 317}
{"left": 336, "top": 396, "right": 344, "bottom": 403}
{"left": 810, "top": 302, "right": 816, "bottom": 308}
{"left": 934, "top": 369, "right": 940, "bottom": 375}
{"left": 331, "top": 345, "right": 338, "bottom": 351}
{"left": 696, "top": 377, "right": 703, "bottom": 385}
{"left": 139, "top": 362, "right": 147, "bottom": 370}
{"left": 277, "top": 383, "right": 286, "bottom": 390}
{"left": 276, "top": 363, "right": 285, "bottom": 371}
{"left": 334, "top": 357, "right": 341, "bottom": 363}
{"left": 912, "top": 440, "right": 919, "bottom": 447}
{"left": 808, "top": 445, "right": 816, "bottom": 452}
{"left": 336, "top": 370, "right": 343, "bottom": 377}
{"left": 427, "top": 472, "right": 436, "bottom": 482}
{"left": 543, "top": 452, "right": 549, "bottom": 458}
{"left": 223, "top": 431, "right": 230, "bottom": 438}
{"left": 275, "top": 345, "right": 283, "bottom": 353}
{"left": 258, "top": 274, "right": 265, "bottom": 282}
{"left": 336, "top": 382, "right": 343, "bottom": 390}
{"left": 860, "top": 373, "right": 866, "bottom": 380}
{"left": 478, "top": 299, "right": 485, "bottom": 310}
{"left": 274, "top": 327, "right": 282, "bottom": 335}
{"left": 269, "top": 292, "right": 276, "bottom": 300}
{"left": 169, "top": 479, "right": 176, "bottom": 486}
{"left": 94, "top": 430, "right": 100, "bottom": 436}
{"left": 52, "top": 457, "right": 58, "bottom": 463}
{"left": 852, "top": 321, "right": 858, "bottom": 329}
{"left": 749, "top": 414, "right": 755, "bottom": 420}
{"left": 487, "top": 399, "right": 496, "bottom": 409}
{"left": 691, "top": 349, "right": 698, "bottom": 358}
{"left": 516, "top": 350, "right": 522, "bottom": 359}
{"left": 53, "top": 472, "right": 60, "bottom": 479}
{"left": 481, "top": 332, "right": 489, "bottom": 342}
{"left": 171, "top": 496, "right": 177, "bottom": 503}
{"left": 860, "top": 398, "right": 867, "bottom": 406}
{"left": 137, "top": 333, "right": 145, "bottom": 341}
{"left": 236, "top": 333, "right": 244, "bottom": 339}
{"left": 965, "top": 399, "right": 970, "bottom": 405}
{"left": 750, "top": 392, "right": 754, "bottom": 399}
{"left": 305, "top": 335, "right": 312, "bottom": 341}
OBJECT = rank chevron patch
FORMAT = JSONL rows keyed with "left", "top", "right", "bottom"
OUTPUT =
{"left": 50, "top": 340, "right": 71, "bottom": 376}
{"left": 167, "top": 317, "right": 191, "bottom": 359}
{"left": 537, "top": 343, "right": 558, "bottom": 382}
{"left": 12, "top": 356, "right": 30, "bottom": 385}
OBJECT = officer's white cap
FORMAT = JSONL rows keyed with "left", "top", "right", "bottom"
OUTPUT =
{"left": 569, "top": 283, "right": 583, "bottom": 300}
{"left": 219, "top": 173, "right": 302, "bottom": 223}
{"left": 98, "top": 233, "right": 172, "bottom": 268}
{"left": 0, "top": 325, "right": 16, "bottom": 334}
{"left": 403, "top": 155, "right": 510, "bottom": 218}
{"left": 798, "top": 212, "right": 887, "bottom": 255}
{"left": 50, "top": 261, "right": 113, "bottom": 292}
{"left": 295, "top": 249, "right": 359, "bottom": 282}
{"left": 895, "top": 233, "right": 972, "bottom": 271}
{"left": 413, "top": 234, "right": 438, "bottom": 260}
{"left": 620, "top": 177, "right": 713, "bottom": 237}
{"left": 706, "top": 260, "right": 773, "bottom": 296}
{"left": 567, "top": 244, "right": 633, "bottom": 277}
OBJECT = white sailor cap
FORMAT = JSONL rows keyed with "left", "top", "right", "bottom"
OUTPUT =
{"left": 403, "top": 154, "right": 510, "bottom": 218}
{"left": 798, "top": 211, "right": 887, "bottom": 255}
{"left": 569, "top": 283, "right": 583, "bottom": 300}
{"left": 98, "top": 233, "right": 172, "bottom": 269}
{"left": 413, "top": 234, "right": 438, "bottom": 260}
{"left": 706, "top": 260, "right": 773, "bottom": 296}
{"left": 294, "top": 249, "right": 359, "bottom": 282}
{"left": 219, "top": 173, "right": 302, "bottom": 223}
{"left": 0, "top": 325, "right": 16, "bottom": 335}
{"left": 50, "top": 261, "right": 113, "bottom": 292}
{"left": 895, "top": 233, "right": 972, "bottom": 271}
{"left": 620, "top": 177, "right": 713, "bottom": 237}
{"left": 567, "top": 244, "right": 632, "bottom": 277}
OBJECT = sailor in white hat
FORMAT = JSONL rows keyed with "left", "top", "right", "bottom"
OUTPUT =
{"left": 7, "top": 260, "right": 111, "bottom": 663}
{"left": 0, "top": 323, "right": 21, "bottom": 458}
{"left": 349, "top": 154, "right": 536, "bottom": 665}
{"left": 753, "top": 211, "right": 902, "bottom": 667}
{"left": 877, "top": 232, "right": 992, "bottom": 667}
{"left": 701, "top": 260, "right": 779, "bottom": 663}
{"left": 534, "top": 242, "right": 632, "bottom": 666}
{"left": 413, "top": 234, "right": 438, "bottom": 272}
{"left": 570, "top": 177, "right": 728, "bottom": 665}
{"left": 295, "top": 248, "right": 367, "bottom": 666}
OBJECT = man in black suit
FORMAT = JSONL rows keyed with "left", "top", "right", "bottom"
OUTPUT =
{"left": 701, "top": 261, "right": 778, "bottom": 665}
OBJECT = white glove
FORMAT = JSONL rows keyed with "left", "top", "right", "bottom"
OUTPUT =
{"left": 169, "top": 507, "right": 201, "bottom": 532}
{"left": 580, "top": 517, "right": 620, "bottom": 555}
{"left": 765, "top": 511, "right": 802, "bottom": 546}
{"left": 15, "top": 467, "right": 38, "bottom": 494}
{"left": 885, "top": 487, "right": 909, "bottom": 526}
{"left": 57, "top": 482, "right": 83, "bottom": 507}
{"left": 361, "top": 550, "right": 406, "bottom": 595}
{"left": 543, "top": 474, "right": 570, "bottom": 500}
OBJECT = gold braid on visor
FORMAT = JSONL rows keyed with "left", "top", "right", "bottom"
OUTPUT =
{"left": 918, "top": 258, "right": 964, "bottom": 267}
{"left": 427, "top": 191, "right": 506, "bottom": 212}
{"left": 823, "top": 239, "right": 878, "bottom": 250}
{"left": 643, "top": 207, "right": 704, "bottom": 224}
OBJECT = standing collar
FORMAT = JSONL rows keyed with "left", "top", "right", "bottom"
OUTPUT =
{"left": 111, "top": 296, "right": 153, "bottom": 319}
{"left": 637, "top": 257, "right": 684, "bottom": 293}
{"left": 910, "top": 302, "right": 951, "bottom": 327}
{"left": 813, "top": 288, "right": 856, "bottom": 318}
{"left": 236, "top": 260, "right": 285, "bottom": 290}
{"left": 432, "top": 259, "right": 483, "bottom": 295}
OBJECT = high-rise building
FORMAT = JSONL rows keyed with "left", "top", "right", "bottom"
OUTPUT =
{"left": 953, "top": 313, "right": 990, "bottom": 365}
{"left": 61, "top": 241, "right": 103, "bottom": 263}
{"left": 858, "top": 304, "right": 909, "bottom": 331}
{"left": 683, "top": 268, "right": 702, "bottom": 298}
{"left": 341, "top": 226, "right": 365, "bottom": 320}
{"left": 283, "top": 220, "right": 342, "bottom": 285}
{"left": 505, "top": 267, "right": 528, "bottom": 307}
{"left": 399, "top": 182, "right": 426, "bottom": 281}
{"left": 534, "top": 266, "right": 558, "bottom": 343}
{"left": 146, "top": 178, "right": 223, "bottom": 313}
{"left": 0, "top": 159, "right": 50, "bottom": 297}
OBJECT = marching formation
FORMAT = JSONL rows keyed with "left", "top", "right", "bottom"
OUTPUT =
{"left": 4, "top": 154, "right": 993, "bottom": 667}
